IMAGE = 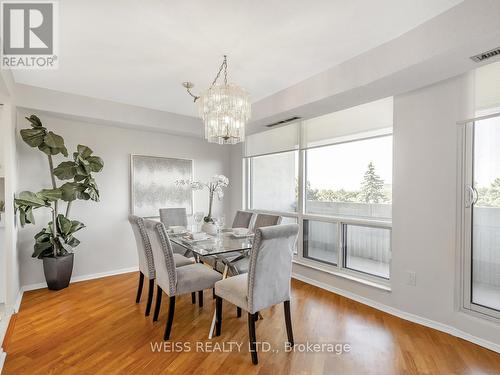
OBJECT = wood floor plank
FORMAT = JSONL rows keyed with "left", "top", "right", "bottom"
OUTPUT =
{"left": 3, "top": 272, "right": 500, "bottom": 374}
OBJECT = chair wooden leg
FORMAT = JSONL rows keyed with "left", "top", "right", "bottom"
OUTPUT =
{"left": 212, "top": 287, "right": 216, "bottom": 299}
{"left": 198, "top": 290, "right": 204, "bottom": 307}
{"left": 135, "top": 272, "right": 144, "bottom": 303}
{"left": 248, "top": 312, "right": 258, "bottom": 365}
{"left": 145, "top": 279, "right": 154, "bottom": 316}
{"left": 284, "top": 300, "right": 294, "bottom": 346}
{"left": 237, "top": 307, "right": 242, "bottom": 318}
{"left": 215, "top": 296, "right": 223, "bottom": 336}
{"left": 164, "top": 296, "right": 176, "bottom": 340}
{"left": 153, "top": 285, "right": 162, "bottom": 322}
{"left": 191, "top": 292, "right": 196, "bottom": 304}
{"left": 254, "top": 311, "right": 259, "bottom": 321}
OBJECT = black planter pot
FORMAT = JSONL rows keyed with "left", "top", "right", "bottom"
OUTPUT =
{"left": 43, "top": 253, "right": 74, "bottom": 291}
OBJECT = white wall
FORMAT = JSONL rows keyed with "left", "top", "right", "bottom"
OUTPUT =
{"left": 2, "top": 101, "right": 20, "bottom": 308}
{"left": 16, "top": 110, "right": 231, "bottom": 287}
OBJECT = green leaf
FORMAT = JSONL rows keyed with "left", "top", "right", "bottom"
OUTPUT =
{"left": 53, "top": 161, "right": 77, "bottom": 180}
{"left": 20, "top": 128, "right": 46, "bottom": 147}
{"left": 25, "top": 115, "right": 43, "bottom": 128}
{"left": 66, "top": 235, "right": 80, "bottom": 248}
{"left": 70, "top": 220, "right": 85, "bottom": 233}
{"left": 33, "top": 241, "right": 53, "bottom": 258}
{"left": 57, "top": 214, "right": 72, "bottom": 236}
{"left": 76, "top": 145, "right": 93, "bottom": 159}
{"left": 25, "top": 206, "right": 35, "bottom": 224}
{"left": 74, "top": 174, "right": 86, "bottom": 182}
{"left": 38, "top": 143, "right": 52, "bottom": 156}
{"left": 87, "top": 156, "right": 104, "bottom": 172}
{"left": 15, "top": 191, "right": 46, "bottom": 207}
{"left": 41, "top": 131, "right": 68, "bottom": 157}
{"left": 80, "top": 178, "right": 100, "bottom": 202}
{"left": 59, "top": 145, "right": 69, "bottom": 157}
{"left": 54, "top": 236, "right": 71, "bottom": 253}
{"left": 60, "top": 182, "right": 79, "bottom": 201}
{"left": 19, "top": 207, "right": 26, "bottom": 227}
{"left": 38, "top": 188, "right": 62, "bottom": 202}
{"left": 34, "top": 228, "right": 48, "bottom": 241}
{"left": 44, "top": 131, "right": 64, "bottom": 148}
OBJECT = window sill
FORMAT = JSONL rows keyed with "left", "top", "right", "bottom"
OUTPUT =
{"left": 292, "top": 259, "right": 392, "bottom": 292}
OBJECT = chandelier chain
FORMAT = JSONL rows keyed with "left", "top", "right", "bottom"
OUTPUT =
{"left": 210, "top": 55, "right": 228, "bottom": 88}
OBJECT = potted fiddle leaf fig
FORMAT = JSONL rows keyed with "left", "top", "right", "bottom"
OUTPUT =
{"left": 14, "top": 115, "right": 104, "bottom": 290}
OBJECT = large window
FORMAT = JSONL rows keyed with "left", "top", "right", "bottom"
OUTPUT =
{"left": 306, "top": 135, "right": 392, "bottom": 219}
{"left": 245, "top": 98, "right": 393, "bottom": 284}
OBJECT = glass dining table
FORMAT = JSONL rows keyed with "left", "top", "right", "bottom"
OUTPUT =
{"left": 169, "top": 229, "right": 253, "bottom": 339}
{"left": 169, "top": 229, "right": 253, "bottom": 260}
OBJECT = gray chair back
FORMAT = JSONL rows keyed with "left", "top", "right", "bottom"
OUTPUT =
{"left": 144, "top": 219, "right": 177, "bottom": 296}
{"left": 128, "top": 215, "right": 155, "bottom": 279}
{"left": 159, "top": 207, "right": 188, "bottom": 228}
{"left": 253, "top": 213, "right": 282, "bottom": 230}
{"left": 232, "top": 210, "right": 254, "bottom": 228}
{"left": 247, "top": 224, "right": 299, "bottom": 313}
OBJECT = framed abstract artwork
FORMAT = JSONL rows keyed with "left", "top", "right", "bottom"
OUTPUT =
{"left": 130, "top": 155, "right": 193, "bottom": 217}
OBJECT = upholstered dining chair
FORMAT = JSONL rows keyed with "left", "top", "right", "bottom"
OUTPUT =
{"left": 128, "top": 215, "right": 194, "bottom": 317}
{"left": 253, "top": 213, "right": 282, "bottom": 230}
{"left": 221, "top": 213, "right": 283, "bottom": 276}
{"left": 159, "top": 207, "right": 188, "bottom": 228}
{"left": 214, "top": 223, "right": 299, "bottom": 364}
{"left": 159, "top": 207, "right": 192, "bottom": 257}
{"left": 232, "top": 210, "right": 254, "bottom": 229}
{"left": 144, "top": 219, "right": 222, "bottom": 340}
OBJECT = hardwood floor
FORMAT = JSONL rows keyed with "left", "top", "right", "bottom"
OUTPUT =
{"left": 3, "top": 272, "right": 500, "bottom": 374}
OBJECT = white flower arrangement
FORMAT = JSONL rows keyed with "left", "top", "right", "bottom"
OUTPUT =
{"left": 176, "top": 175, "right": 229, "bottom": 222}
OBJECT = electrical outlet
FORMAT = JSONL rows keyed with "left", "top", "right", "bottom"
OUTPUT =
{"left": 407, "top": 271, "right": 416, "bottom": 286}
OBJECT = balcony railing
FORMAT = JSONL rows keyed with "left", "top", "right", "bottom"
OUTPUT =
{"left": 306, "top": 201, "right": 500, "bottom": 288}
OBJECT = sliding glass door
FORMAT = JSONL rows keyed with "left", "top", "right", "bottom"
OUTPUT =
{"left": 464, "top": 115, "right": 500, "bottom": 317}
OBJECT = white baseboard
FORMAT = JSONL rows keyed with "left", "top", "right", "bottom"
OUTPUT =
{"left": 292, "top": 272, "right": 500, "bottom": 354}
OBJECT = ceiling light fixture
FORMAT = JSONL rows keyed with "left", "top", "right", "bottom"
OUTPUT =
{"left": 182, "top": 55, "right": 250, "bottom": 145}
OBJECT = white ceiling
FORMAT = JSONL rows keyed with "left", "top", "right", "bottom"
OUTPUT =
{"left": 13, "top": 0, "right": 463, "bottom": 117}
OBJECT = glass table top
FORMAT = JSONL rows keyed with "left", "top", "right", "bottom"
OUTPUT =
{"left": 170, "top": 231, "right": 253, "bottom": 256}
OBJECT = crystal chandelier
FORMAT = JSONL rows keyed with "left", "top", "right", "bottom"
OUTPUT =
{"left": 182, "top": 55, "right": 251, "bottom": 145}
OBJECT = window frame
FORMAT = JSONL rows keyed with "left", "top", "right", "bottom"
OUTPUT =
{"left": 302, "top": 219, "right": 339, "bottom": 266}
{"left": 341, "top": 222, "right": 392, "bottom": 280}
{"left": 460, "top": 119, "right": 500, "bottom": 320}
{"left": 244, "top": 120, "right": 393, "bottom": 287}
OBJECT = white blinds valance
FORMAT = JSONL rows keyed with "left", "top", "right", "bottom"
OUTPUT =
{"left": 245, "top": 97, "right": 393, "bottom": 156}
{"left": 475, "top": 60, "right": 500, "bottom": 117}
{"left": 245, "top": 122, "right": 299, "bottom": 157}
{"left": 302, "top": 97, "right": 393, "bottom": 148}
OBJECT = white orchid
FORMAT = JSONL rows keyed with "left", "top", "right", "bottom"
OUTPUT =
{"left": 175, "top": 175, "right": 229, "bottom": 222}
